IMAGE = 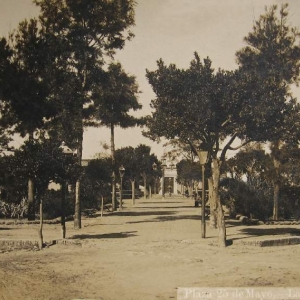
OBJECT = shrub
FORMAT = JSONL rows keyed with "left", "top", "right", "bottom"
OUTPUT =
{"left": 0, "top": 198, "right": 28, "bottom": 219}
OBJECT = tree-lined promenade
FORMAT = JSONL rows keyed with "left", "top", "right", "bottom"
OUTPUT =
{"left": 1, "top": 1, "right": 300, "bottom": 250}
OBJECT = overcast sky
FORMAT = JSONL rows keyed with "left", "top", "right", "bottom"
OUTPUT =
{"left": 1, "top": 0, "right": 300, "bottom": 158}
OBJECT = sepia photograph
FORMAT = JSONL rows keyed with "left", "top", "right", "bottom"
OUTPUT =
{"left": 1, "top": 0, "right": 300, "bottom": 299}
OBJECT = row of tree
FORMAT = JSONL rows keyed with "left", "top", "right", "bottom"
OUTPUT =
{"left": 144, "top": 4, "right": 300, "bottom": 246}
{"left": 0, "top": 143, "right": 160, "bottom": 219}
{"left": 173, "top": 141, "right": 300, "bottom": 221}
{"left": 0, "top": 0, "right": 143, "bottom": 226}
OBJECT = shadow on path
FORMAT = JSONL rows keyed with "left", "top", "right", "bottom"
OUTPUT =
{"left": 113, "top": 210, "right": 177, "bottom": 217}
{"left": 70, "top": 231, "right": 138, "bottom": 240}
{"left": 140, "top": 202, "right": 186, "bottom": 204}
{"left": 138, "top": 206, "right": 193, "bottom": 209}
{"left": 127, "top": 214, "right": 204, "bottom": 224}
{"left": 230, "top": 227, "right": 300, "bottom": 241}
{"left": 240, "top": 227, "right": 300, "bottom": 236}
{"left": 226, "top": 220, "right": 246, "bottom": 227}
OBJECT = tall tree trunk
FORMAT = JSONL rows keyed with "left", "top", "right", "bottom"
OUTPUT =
{"left": 27, "top": 178, "right": 35, "bottom": 220}
{"left": 208, "top": 176, "right": 217, "bottom": 228}
{"left": 143, "top": 173, "right": 147, "bottom": 199}
{"left": 38, "top": 199, "right": 43, "bottom": 249}
{"left": 211, "top": 158, "right": 226, "bottom": 247}
{"left": 272, "top": 156, "right": 281, "bottom": 220}
{"left": 61, "top": 181, "right": 66, "bottom": 238}
{"left": 74, "top": 127, "right": 83, "bottom": 229}
{"left": 111, "top": 123, "right": 116, "bottom": 211}
{"left": 273, "top": 181, "right": 280, "bottom": 220}
{"left": 131, "top": 179, "right": 135, "bottom": 205}
{"left": 74, "top": 181, "right": 81, "bottom": 228}
{"left": 27, "top": 132, "right": 35, "bottom": 221}
{"left": 217, "top": 199, "right": 226, "bottom": 247}
{"left": 201, "top": 165, "right": 206, "bottom": 238}
{"left": 74, "top": 57, "right": 87, "bottom": 228}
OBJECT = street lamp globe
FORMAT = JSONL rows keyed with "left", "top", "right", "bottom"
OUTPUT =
{"left": 152, "top": 162, "right": 157, "bottom": 171}
{"left": 198, "top": 150, "right": 208, "bottom": 165}
{"left": 119, "top": 165, "right": 125, "bottom": 178}
{"left": 59, "top": 141, "right": 74, "bottom": 156}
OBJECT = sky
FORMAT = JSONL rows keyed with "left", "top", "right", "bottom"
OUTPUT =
{"left": 1, "top": 0, "right": 300, "bottom": 159}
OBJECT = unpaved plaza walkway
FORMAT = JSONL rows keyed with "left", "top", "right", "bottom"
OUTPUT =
{"left": 0, "top": 196, "right": 300, "bottom": 300}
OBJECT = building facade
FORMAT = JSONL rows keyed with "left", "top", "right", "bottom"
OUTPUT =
{"left": 161, "top": 165, "right": 182, "bottom": 195}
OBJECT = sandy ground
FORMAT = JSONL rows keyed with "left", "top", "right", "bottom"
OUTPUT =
{"left": 0, "top": 196, "right": 300, "bottom": 300}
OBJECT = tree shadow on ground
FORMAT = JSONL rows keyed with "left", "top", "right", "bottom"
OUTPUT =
{"left": 126, "top": 214, "right": 204, "bottom": 224}
{"left": 226, "top": 220, "right": 246, "bottom": 227}
{"left": 0, "top": 228, "right": 12, "bottom": 230}
{"left": 81, "top": 209, "right": 99, "bottom": 218}
{"left": 113, "top": 210, "right": 177, "bottom": 217}
{"left": 82, "top": 213, "right": 100, "bottom": 219}
{"left": 229, "top": 227, "right": 300, "bottom": 241}
{"left": 240, "top": 227, "right": 300, "bottom": 236}
{"left": 70, "top": 231, "right": 138, "bottom": 240}
{"left": 138, "top": 206, "right": 194, "bottom": 209}
{"left": 140, "top": 202, "right": 186, "bottom": 204}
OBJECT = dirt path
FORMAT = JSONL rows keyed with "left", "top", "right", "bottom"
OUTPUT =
{"left": 0, "top": 196, "right": 300, "bottom": 300}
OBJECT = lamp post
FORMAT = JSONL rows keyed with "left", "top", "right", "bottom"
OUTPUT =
{"left": 59, "top": 141, "right": 74, "bottom": 239}
{"left": 111, "top": 172, "right": 116, "bottom": 211}
{"left": 161, "top": 159, "right": 167, "bottom": 199}
{"left": 119, "top": 165, "right": 125, "bottom": 211}
{"left": 198, "top": 150, "right": 208, "bottom": 238}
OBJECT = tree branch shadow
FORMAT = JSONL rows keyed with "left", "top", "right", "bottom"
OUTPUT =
{"left": 127, "top": 214, "right": 203, "bottom": 224}
{"left": 70, "top": 231, "right": 138, "bottom": 240}
{"left": 240, "top": 227, "right": 300, "bottom": 236}
{"left": 229, "top": 227, "right": 300, "bottom": 241}
{"left": 139, "top": 206, "right": 194, "bottom": 209}
{"left": 113, "top": 210, "right": 177, "bottom": 217}
{"left": 141, "top": 202, "right": 187, "bottom": 204}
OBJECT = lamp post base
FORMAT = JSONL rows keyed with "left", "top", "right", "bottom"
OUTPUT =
{"left": 61, "top": 225, "right": 66, "bottom": 239}
{"left": 201, "top": 221, "right": 206, "bottom": 238}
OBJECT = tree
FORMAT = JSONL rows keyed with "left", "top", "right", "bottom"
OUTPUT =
{"left": 82, "top": 158, "right": 112, "bottom": 209}
{"left": 92, "top": 62, "right": 142, "bottom": 210}
{"left": 0, "top": 19, "right": 56, "bottom": 220}
{"left": 176, "top": 159, "right": 202, "bottom": 195}
{"left": 236, "top": 4, "right": 300, "bottom": 220}
{"left": 0, "top": 139, "right": 69, "bottom": 218}
{"left": 115, "top": 147, "right": 139, "bottom": 204}
{"left": 34, "top": 0, "right": 136, "bottom": 226}
{"left": 134, "top": 144, "right": 158, "bottom": 199}
{"left": 0, "top": 38, "right": 14, "bottom": 154}
{"left": 224, "top": 144, "right": 274, "bottom": 219}
{"left": 145, "top": 56, "right": 235, "bottom": 246}
{"left": 115, "top": 146, "right": 159, "bottom": 202}
{"left": 224, "top": 142, "right": 300, "bottom": 220}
